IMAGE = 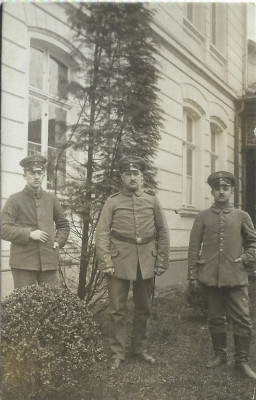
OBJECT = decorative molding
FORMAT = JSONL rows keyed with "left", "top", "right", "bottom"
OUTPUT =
{"left": 183, "top": 98, "right": 205, "bottom": 117}
{"left": 210, "top": 116, "right": 227, "bottom": 130}
{"left": 29, "top": 27, "right": 85, "bottom": 64}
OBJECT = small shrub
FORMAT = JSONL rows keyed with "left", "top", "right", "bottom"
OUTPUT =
{"left": 1, "top": 284, "right": 105, "bottom": 400}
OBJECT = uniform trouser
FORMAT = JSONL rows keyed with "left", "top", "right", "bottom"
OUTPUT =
{"left": 107, "top": 266, "right": 154, "bottom": 360}
{"left": 11, "top": 268, "right": 60, "bottom": 289}
{"left": 201, "top": 284, "right": 252, "bottom": 337}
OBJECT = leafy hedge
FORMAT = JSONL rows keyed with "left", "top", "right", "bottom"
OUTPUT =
{"left": 1, "top": 284, "right": 104, "bottom": 400}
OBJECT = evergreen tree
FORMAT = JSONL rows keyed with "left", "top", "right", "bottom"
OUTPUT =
{"left": 64, "top": 3, "right": 163, "bottom": 301}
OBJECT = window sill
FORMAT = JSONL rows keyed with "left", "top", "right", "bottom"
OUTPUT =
{"left": 183, "top": 18, "right": 205, "bottom": 45}
{"left": 210, "top": 44, "right": 227, "bottom": 66}
{"left": 179, "top": 206, "right": 200, "bottom": 218}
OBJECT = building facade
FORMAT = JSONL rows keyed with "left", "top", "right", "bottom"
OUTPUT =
{"left": 1, "top": 3, "right": 251, "bottom": 296}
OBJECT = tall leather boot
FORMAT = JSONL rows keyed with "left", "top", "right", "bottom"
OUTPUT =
{"left": 206, "top": 332, "right": 227, "bottom": 368}
{"left": 234, "top": 335, "right": 256, "bottom": 379}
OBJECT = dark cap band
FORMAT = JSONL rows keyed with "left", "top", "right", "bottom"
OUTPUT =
{"left": 118, "top": 155, "right": 146, "bottom": 173}
{"left": 20, "top": 155, "right": 47, "bottom": 171}
{"left": 207, "top": 171, "right": 236, "bottom": 188}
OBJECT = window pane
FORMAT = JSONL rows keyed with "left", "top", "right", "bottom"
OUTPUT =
{"left": 49, "top": 56, "right": 68, "bottom": 99}
{"left": 187, "top": 147, "right": 193, "bottom": 175}
{"left": 28, "top": 97, "right": 42, "bottom": 150}
{"left": 29, "top": 48, "right": 44, "bottom": 90}
{"left": 186, "top": 116, "right": 193, "bottom": 142}
{"left": 47, "top": 105, "right": 67, "bottom": 190}
{"left": 48, "top": 105, "right": 67, "bottom": 147}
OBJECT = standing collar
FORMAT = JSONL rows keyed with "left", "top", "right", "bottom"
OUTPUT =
{"left": 211, "top": 203, "right": 234, "bottom": 214}
{"left": 23, "top": 185, "right": 43, "bottom": 199}
{"left": 121, "top": 187, "right": 144, "bottom": 197}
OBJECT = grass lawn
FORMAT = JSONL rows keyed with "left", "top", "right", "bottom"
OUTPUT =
{"left": 79, "top": 281, "right": 256, "bottom": 400}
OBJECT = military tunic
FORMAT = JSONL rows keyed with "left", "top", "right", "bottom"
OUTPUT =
{"left": 188, "top": 203, "right": 256, "bottom": 337}
{"left": 96, "top": 185, "right": 170, "bottom": 360}
{"left": 2, "top": 185, "right": 70, "bottom": 271}
{"left": 96, "top": 187, "right": 170, "bottom": 280}
{"left": 188, "top": 204, "right": 256, "bottom": 287}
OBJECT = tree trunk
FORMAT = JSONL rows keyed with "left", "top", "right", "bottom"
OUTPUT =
{"left": 78, "top": 40, "right": 100, "bottom": 299}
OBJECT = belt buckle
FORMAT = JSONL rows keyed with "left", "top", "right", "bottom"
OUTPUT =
{"left": 136, "top": 237, "right": 142, "bottom": 244}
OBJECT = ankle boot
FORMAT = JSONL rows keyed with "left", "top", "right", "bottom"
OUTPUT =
{"left": 234, "top": 335, "right": 256, "bottom": 379}
{"left": 206, "top": 332, "right": 227, "bottom": 368}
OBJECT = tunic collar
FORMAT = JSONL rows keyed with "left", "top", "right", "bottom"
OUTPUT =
{"left": 211, "top": 203, "right": 234, "bottom": 214}
{"left": 121, "top": 187, "right": 144, "bottom": 197}
{"left": 23, "top": 185, "right": 43, "bottom": 199}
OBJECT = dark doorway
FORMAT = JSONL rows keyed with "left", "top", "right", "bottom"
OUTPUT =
{"left": 245, "top": 148, "right": 256, "bottom": 227}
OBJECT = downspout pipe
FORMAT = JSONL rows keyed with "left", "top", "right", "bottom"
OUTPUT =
{"left": 234, "top": 99, "right": 245, "bottom": 207}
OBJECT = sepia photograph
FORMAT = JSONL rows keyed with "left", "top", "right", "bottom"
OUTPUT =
{"left": 1, "top": 1, "right": 256, "bottom": 399}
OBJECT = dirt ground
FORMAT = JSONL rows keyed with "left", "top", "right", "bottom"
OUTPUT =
{"left": 80, "top": 281, "right": 256, "bottom": 400}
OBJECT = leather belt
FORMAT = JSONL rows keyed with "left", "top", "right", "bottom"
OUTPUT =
{"left": 111, "top": 230, "right": 154, "bottom": 245}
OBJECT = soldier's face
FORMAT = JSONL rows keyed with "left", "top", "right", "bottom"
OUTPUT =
{"left": 211, "top": 185, "right": 233, "bottom": 206}
{"left": 122, "top": 170, "right": 143, "bottom": 192}
{"left": 24, "top": 169, "right": 45, "bottom": 190}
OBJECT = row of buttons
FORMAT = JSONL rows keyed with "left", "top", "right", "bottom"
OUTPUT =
{"left": 220, "top": 214, "right": 225, "bottom": 252}
{"left": 133, "top": 195, "right": 140, "bottom": 239}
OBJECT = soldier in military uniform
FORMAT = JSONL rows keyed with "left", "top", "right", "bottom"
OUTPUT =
{"left": 188, "top": 171, "right": 256, "bottom": 379}
{"left": 2, "top": 155, "right": 70, "bottom": 289}
{"left": 96, "top": 155, "right": 170, "bottom": 370}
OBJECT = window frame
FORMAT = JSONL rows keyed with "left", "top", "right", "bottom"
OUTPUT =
{"left": 182, "top": 111, "right": 198, "bottom": 207}
{"left": 184, "top": 3, "right": 205, "bottom": 34}
{"left": 210, "top": 126, "right": 219, "bottom": 174}
{"left": 210, "top": 2, "right": 226, "bottom": 56}
{"left": 28, "top": 44, "right": 72, "bottom": 192}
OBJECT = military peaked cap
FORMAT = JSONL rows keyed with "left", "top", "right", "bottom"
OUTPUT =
{"left": 207, "top": 171, "right": 236, "bottom": 188}
{"left": 20, "top": 155, "right": 47, "bottom": 171}
{"left": 118, "top": 155, "right": 146, "bottom": 172}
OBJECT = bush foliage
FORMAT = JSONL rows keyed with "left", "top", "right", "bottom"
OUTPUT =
{"left": 1, "top": 284, "right": 104, "bottom": 400}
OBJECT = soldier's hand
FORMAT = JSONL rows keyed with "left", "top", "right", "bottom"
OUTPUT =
{"left": 154, "top": 266, "right": 166, "bottom": 276}
{"left": 53, "top": 242, "right": 59, "bottom": 249}
{"left": 234, "top": 258, "right": 242, "bottom": 263}
{"left": 103, "top": 267, "right": 114, "bottom": 277}
{"left": 30, "top": 230, "right": 49, "bottom": 242}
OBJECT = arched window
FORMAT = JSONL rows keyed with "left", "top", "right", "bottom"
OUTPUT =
{"left": 209, "top": 116, "right": 227, "bottom": 174}
{"left": 28, "top": 45, "right": 70, "bottom": 191}
{"left": 182, "top": 105, "right": 203, "bottom": 207}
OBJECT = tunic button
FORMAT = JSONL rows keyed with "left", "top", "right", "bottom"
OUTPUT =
{"left": 136, "top": 238, "right": 142, "bottom": 244}
{"left": 220, "top": 249, "right": 223, "bottom": 252}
